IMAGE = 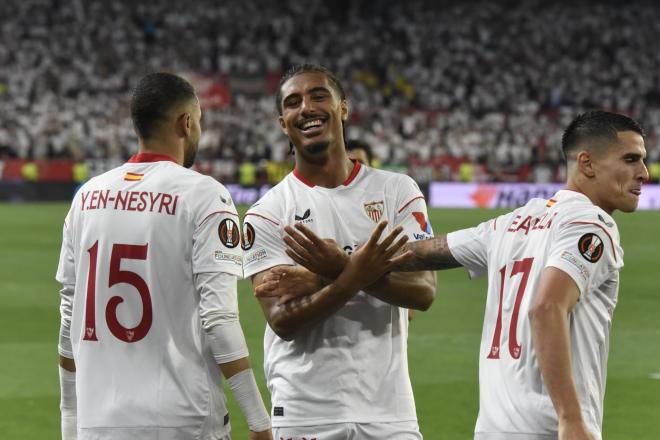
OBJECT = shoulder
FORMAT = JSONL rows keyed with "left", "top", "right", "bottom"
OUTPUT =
{"left": 246, "top": 174, "right": 293, "bottom": 217}
{"left": 557, "top": 198, "right": 620, "bottom": 240}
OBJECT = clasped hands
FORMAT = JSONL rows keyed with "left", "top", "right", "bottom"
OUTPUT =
{"left": 255, "top": 221, "right": 411, "bottom": 304}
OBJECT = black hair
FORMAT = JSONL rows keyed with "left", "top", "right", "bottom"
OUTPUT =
{"left": 346, "top": 139, "right": 373, "bottom": 165}
{"left": 275, "top": 64, "right": 348, "bottom": 155}
{"left": 130, "top": 72, "right": 196, "bottom": 140}
{"left": 275, "top": 63, "right": 346, "bottom": 115}
{"left": 562, "top": 110, "right": 644, "bottom": 159}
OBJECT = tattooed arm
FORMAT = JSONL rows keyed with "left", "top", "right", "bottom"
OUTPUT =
{"left": 394, "top": 234, "right": 463, "bottom": 272}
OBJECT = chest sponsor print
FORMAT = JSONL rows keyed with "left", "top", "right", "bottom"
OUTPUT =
{"left": 219, "top": 218, "right": 240, "bottom": 248}
{"left": 578, "top": 233, "right": 604, "bottom": 263}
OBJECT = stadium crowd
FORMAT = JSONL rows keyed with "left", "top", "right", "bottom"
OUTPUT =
{"left": 1, "top": 0, "right": 660, "bottom": 183}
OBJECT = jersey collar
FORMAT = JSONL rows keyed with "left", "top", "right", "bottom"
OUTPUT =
{"left": 293, "top": 160, "right": 362, "bottom": 188}
{"left": 127, "top": 152, "right": 178, "bottom": 164}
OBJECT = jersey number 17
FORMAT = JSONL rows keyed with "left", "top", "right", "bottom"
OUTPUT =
{"left": 487, "top": 257, "right": 534, "bottom": 360}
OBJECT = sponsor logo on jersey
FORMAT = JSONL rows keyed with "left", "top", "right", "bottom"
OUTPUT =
{"left": 244, "top": 247, "right": 267, "bottom": 265}
{"left": 597, "top": 214, "right": 614, "bottom": 227}
{"left": 546, "top": 198, "right": 557, "bottom": 208}
{"left": 242, "top": 222, "right": 255, "bottom": 250}
{"left": 214, "top": 250, "right": 242, "bottom": 265}
{"left": 124, "top": 172, "right": 144, "bottom": 181}
{"left": 294, "top": 208, "right": 313, "bottom": 223}
{"left": 412, "top": 211, "right": 432, "bottom": 234}
{"left": 413, "top": 233, "right": 433, "bottom": 240}
{"left": 560, "top": 250, "right": 590, "bottom": 280}
{"left": 218, "top": 218, "right": 240, "bottom": 248}
{"left": 578, "top": 233, "right": 604, "bottom": 263}
{"left": 363, "top": 200, "right": 384, "bottom": 223}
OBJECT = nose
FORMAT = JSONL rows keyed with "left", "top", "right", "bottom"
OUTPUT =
{"left": 300, "top": 95, "right": 317, "bottom": 115}
{"left": 639, "top": 161, "right": 650, "bottom": 182}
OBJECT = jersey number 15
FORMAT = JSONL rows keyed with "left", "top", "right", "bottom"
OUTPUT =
{"left": 83, "top": 241, "right": 152, "bottom": 343}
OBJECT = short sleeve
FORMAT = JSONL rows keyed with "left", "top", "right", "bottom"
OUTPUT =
{"left": 393, "top": 176, "right": 434, "bottom": 242}
{"left": 242, "top": 210, "right": 293, "bottom": 280}
{"left": 56, "top": 208, "right": 76, "bottom": 286}
{"left": 446, "top": 213, "right": 507, "bottom": 279}
{"left": 546, "top": 220, "right": 622, "bottom": 297}
{"left": 192, "top": 178, "right": 243, "bottom": 277}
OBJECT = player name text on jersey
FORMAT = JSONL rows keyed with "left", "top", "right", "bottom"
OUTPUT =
{"left": 506, "top": 212, "right": 557, "bottom": 235}
{"left": 80, "top": 189, "right": 179, "bottom": 215}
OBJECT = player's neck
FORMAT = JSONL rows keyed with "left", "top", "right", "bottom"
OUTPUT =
{"left": 138, "top": 139, "right": 183, "bottom": 166}
{"left": 294, "top": 153, "right": 355, "bottom": 188}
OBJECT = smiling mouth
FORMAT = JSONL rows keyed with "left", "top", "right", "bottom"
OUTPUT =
{"left": 298, "top": 118, "right": 325, "bottom": 133}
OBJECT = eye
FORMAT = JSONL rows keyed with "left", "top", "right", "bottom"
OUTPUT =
{"left": 311, "top": 93, "right": 328, "bottom": 101}
{"left": 284, "top": 97, "right": 301, "bottom": 108}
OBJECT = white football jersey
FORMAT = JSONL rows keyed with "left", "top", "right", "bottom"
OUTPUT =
{"left": 447, "top": 190, "right": 623, "bottom": 440}
{"left": 56, "top": 153, "right": 243, "bottom": 440}
{"left": 243, "top": 162, "right": 433, "bottom": 427}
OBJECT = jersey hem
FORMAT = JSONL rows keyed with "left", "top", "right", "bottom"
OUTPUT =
{"left": 271, "top": 415, "right": 418, "bottom": 427}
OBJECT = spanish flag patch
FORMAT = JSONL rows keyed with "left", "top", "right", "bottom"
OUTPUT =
{"left": 546, "top": 198, "right": 556, "bottom": 208}
{"left": 124, "top": 172, "right": 144, "bottom": 181}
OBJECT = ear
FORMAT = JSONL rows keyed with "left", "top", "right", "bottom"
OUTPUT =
{"left": 278, "top": 115, "right": 288, "bottom": 136}
{"left": 576, "top": 150, "right": 596, "bottom": 178}
{"left": 176, "top": 112, "right": 192, "bottom": 138}
{"left": 340, "top": 99, "right": 349, "bottom": 122}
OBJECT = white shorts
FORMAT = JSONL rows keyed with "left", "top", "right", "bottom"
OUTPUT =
{"left": 273, "top": 421, "right": 422, "bottom": 440}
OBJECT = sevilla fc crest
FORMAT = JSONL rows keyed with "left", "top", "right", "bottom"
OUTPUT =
{"left": 363, "top": 200, "right": 384, "bottom": 223}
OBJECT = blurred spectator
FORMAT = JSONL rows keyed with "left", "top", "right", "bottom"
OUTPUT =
{"left": 0, "top": 0, "right": 659, "bottom": 182}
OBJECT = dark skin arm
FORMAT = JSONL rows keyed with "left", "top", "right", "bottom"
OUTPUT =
{"left": 253, "top": 222, "right": 412, "bottom": 340}
{"left": 275, "top": 223, "right": 436, "bottom": 310}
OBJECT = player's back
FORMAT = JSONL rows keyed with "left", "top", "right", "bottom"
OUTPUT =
{"left": 467, "top": 190, "right": 622, "bottom": 439}
{"left": 61, "top": 158, "right": 230, "bottom": 439}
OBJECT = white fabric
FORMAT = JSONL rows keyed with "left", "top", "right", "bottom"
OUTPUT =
{"left": 195, "top": 272, "right": 249, "bottom": 364}
{"left": 59, "top": 285, "right": 74, "bottom": 358}
{"left": 447, "top": 189, "right": 620, "bottom": 440}
{"left": 244, "top": 162, "right": 432, "bottom": 427}
{"left": 226, "top": 369, "right": 271, "bottom": 432}
{"left": 273, "top": 420, "right": 422, "bottom": 440}
{"left": 55, "top": 159, "right": 242, "bottom": 440}
{"left": 59, "top": 366, "right": 77, "bottom": 440}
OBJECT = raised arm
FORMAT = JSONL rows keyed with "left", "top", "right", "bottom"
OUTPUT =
{"left": 529, "top": 267, "right": 595, "bottom": 440}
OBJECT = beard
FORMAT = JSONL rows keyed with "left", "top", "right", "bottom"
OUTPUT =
{"left": 305, "top": 141, "right": 330, "bottom": 155}
{"left": 183, "top": 142, "right": 198, "bottom": 168}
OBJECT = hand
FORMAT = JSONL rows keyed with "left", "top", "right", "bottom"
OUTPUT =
{"left": 255, "top": 265, "right": 323, "bottom": 304}
{"left": 249, "top": 429, "right": 273, "bottom": 440}
{"left": 283, "top": 223, "right": 348, "bottom": 278}
{"left": 558, "top": 418, "right": 596, "bottom": 440}
{"left": 335, "top": 221, "right": 412, "bottom": 292}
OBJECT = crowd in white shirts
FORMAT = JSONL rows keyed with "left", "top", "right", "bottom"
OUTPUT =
{"left": 1, "top": 0, "right": 659, "bottom": 182}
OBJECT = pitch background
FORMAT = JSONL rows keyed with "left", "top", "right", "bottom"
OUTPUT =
{"left": 1, "top": 203, "right": 658, "bottom": 439}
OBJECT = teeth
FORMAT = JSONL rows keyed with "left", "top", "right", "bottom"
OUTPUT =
{"left": 301, "top": 119, "right": 323, "bottom": 130}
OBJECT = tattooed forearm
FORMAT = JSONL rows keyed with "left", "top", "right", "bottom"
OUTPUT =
{"left": 395, "top": 235, "right": 462, "bottom": 272}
